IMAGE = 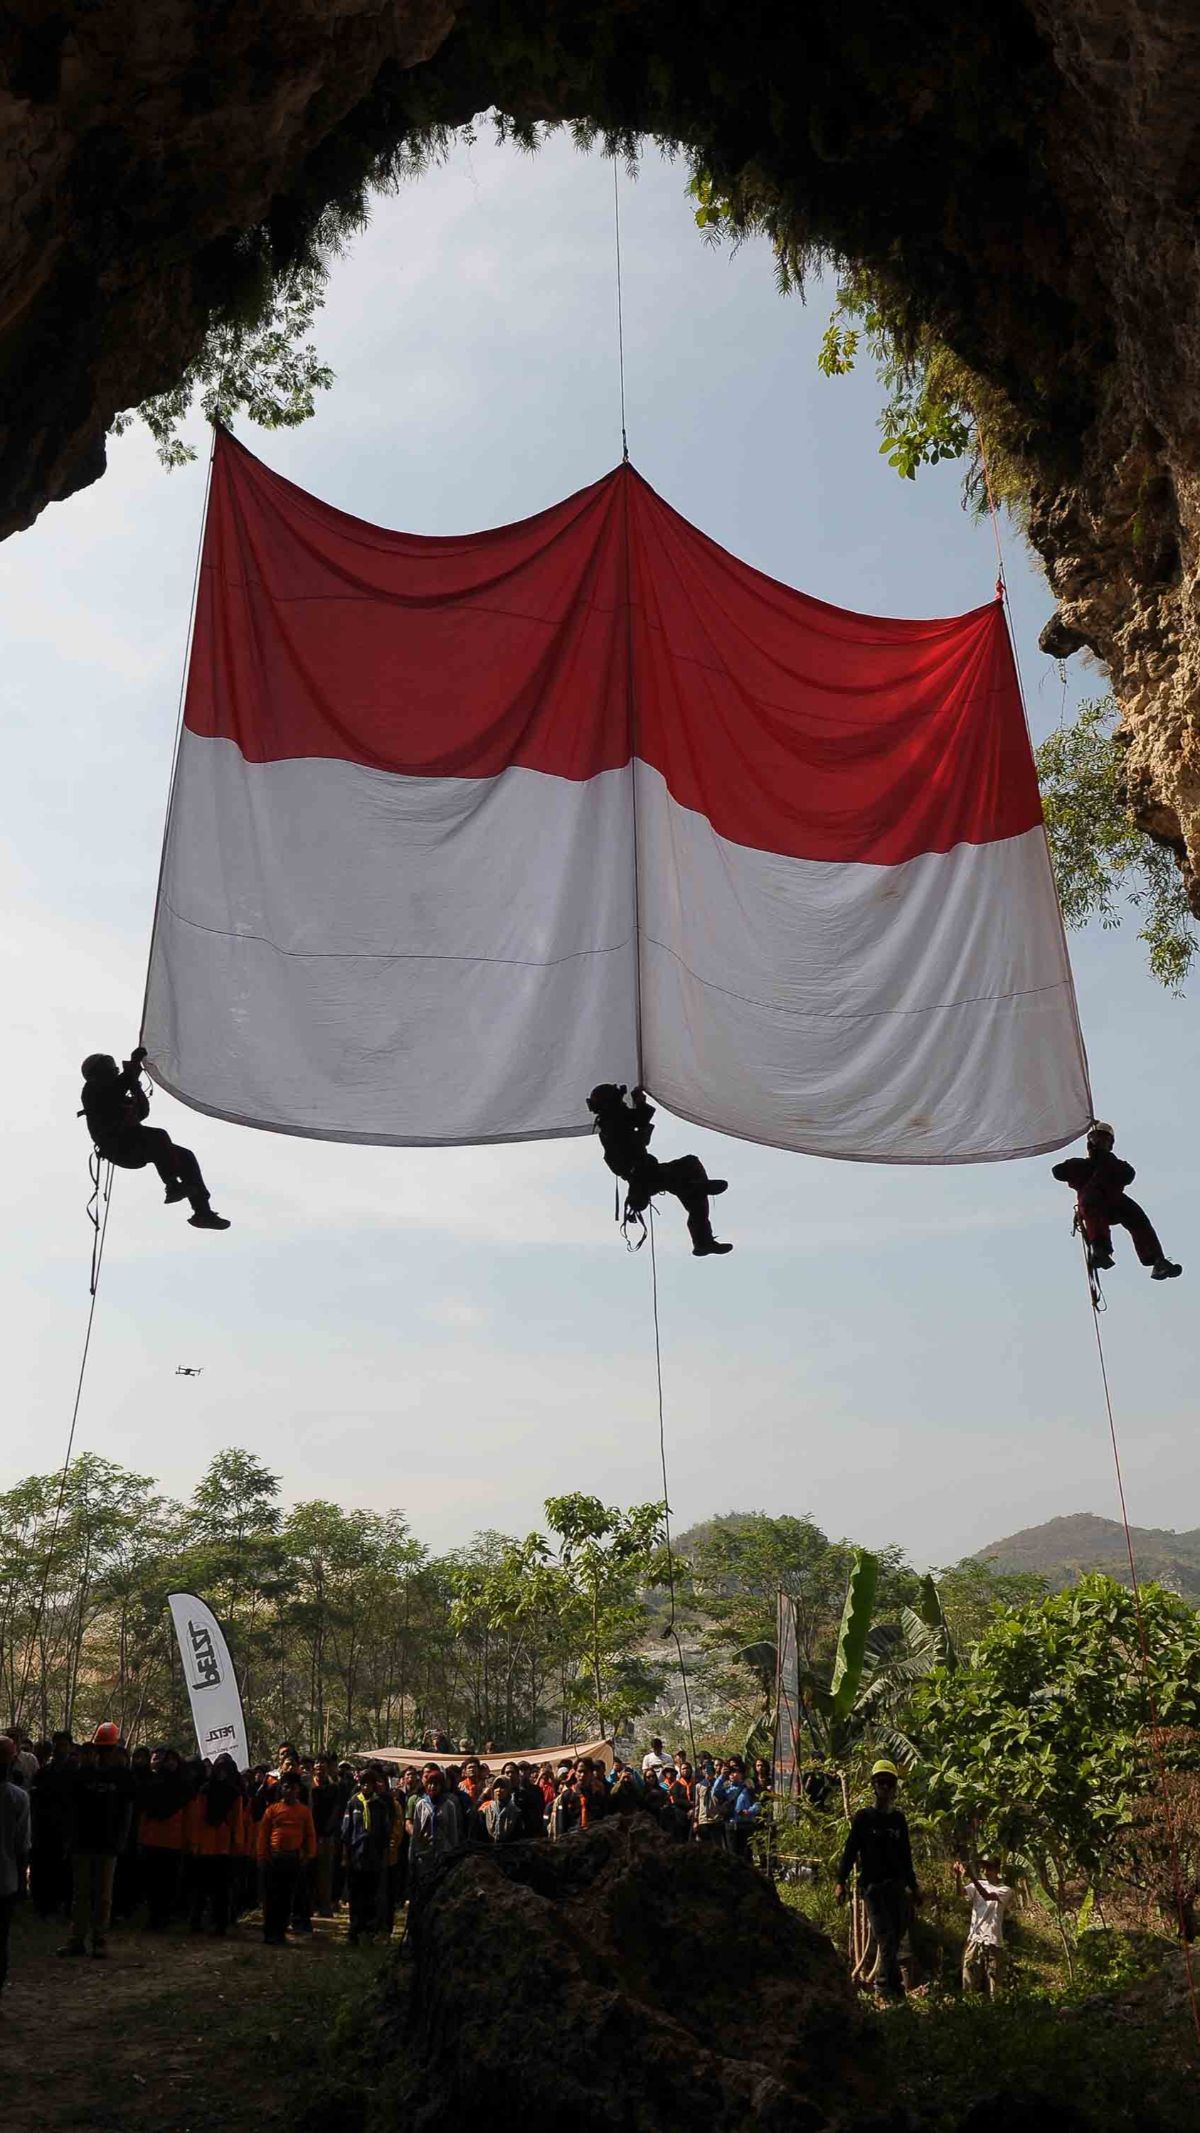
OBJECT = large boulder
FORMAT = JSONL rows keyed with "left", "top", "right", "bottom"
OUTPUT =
{"left": 385, "top": 1816, "right": 876, "bottom": 2132}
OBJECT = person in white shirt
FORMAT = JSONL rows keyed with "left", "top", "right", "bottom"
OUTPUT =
{"left": 641, "top": 1738, "right": 666, "bottom": 1777}
{"left": 956, "top": 1853, "right": 1014, "bottom": 1998}
{"left": 12, "top": 1739, "right": 38, "bottom": 1789}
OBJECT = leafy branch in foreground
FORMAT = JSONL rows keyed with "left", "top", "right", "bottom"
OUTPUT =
{"left": 817, "top": 279, "right": 975, "bottom": 483}
{"left": 1037, "top": 696, "right": 1196, "bottom": 991}
{"left": 110, "top": 257, "right": 335, "bottom": 467}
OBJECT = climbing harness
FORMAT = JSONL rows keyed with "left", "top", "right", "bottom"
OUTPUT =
{"left": 1071, "top": 1209, "right": 1107, "bottom": 1312}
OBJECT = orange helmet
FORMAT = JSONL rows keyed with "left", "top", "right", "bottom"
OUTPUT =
{"left": 93, "top": 1722, "right": 121, "bottom": 1746}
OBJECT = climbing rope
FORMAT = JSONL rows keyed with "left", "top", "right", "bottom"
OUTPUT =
{"left": 612, "top": 159, "right": 630, "bottom": 464}
{"left": 648, "top": 1205, "right": 697, "bottom": 1767}
{"left": 1079, "top": 1239, "right": 1200, "bottom": 2049}
{"left": 608, "top": 250, "right": 694, "bottom": 1767}
{"left": 16, "top": 434, "right": 215, "bottom": 1735}
{"left": 13, "top": 1162, "right": 116, "bottom": 1728}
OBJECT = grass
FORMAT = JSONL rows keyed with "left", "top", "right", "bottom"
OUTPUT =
{"left": 4, "top": 1905, "right": 387, "bottom": 2133}
{"left": 774, "top": 1855, "right": 1200, "bottom": 2131}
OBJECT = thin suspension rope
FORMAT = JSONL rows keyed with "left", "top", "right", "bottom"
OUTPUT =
{"left": 612, "top": 159, "right": 630, "bottom": 464}
{"left": 14, "top": 1164, "right": 117, "bottom": 1725}
{"left": 648, "top": 1206, "right": 697, "bottom": 1767}
{"left": 1079, "top": 1239, "right": 1200, "bottom": 2050}
{"left": 16, "top": 431, "right": 214, "bottom": 1731}
{"left": 975, "top": 416, "right": 1198, "bottom": 2045}
{"left": 607, "top": 207, "right": 697, "bottom": 1765}
{"left": 973, "top": 408, "right": 1008, "bottom": 599}
{"left": 614, "top": 344, "right": 694, "bottom": 1757}
{"left": 138, "top": 424, "right": 217, "bottom": 1044}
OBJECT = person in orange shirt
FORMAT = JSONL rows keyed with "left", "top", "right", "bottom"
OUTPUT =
{"left": 138, "top": 1747, "right": 191, "bottom": 1931}
{"left": 257, "top": 1772, "right": 316, "bottom": 1944}
{"left": 184, "top": 1756, "right": 244, "bottom": 1935}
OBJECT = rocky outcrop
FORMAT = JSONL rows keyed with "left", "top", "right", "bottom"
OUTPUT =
{"left": 386, "top": 1817, "right": 872, "bottom": 2131}
{"left": 1025, "top": 2, "right": 1200, "bottom": 910}
{"left": 5, "top": 2, "right": 1200, "bottom": 900}
{"left": 0, "top": 2, "right": 459, "bottom": 532}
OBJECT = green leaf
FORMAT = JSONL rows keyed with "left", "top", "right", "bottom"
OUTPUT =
{"left": 830, "top": 1549, "right": 878, "bottom": 1720}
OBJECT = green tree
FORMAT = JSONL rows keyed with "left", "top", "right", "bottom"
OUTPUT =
{"left": 919, "top": 1575, "right": 1200, "bottom": 1953}
{"left": 542, "top": 1494, "right": 667, "bottom": 1736}
{"left": 448, "top": 1532, "right": 577, "bottom": 1745}
{"left": 932, "top": 1556, "right": 1051, "bottom": 1656}
{"left": 679, "top": 1510, "right": 918, "bottom": 1741}
{"left": 797, "top": 1559, "right": 952, "bottom": 1775}
{"left": 179, "top": 1450, "right": 288, "bottom": 1728}
{"left": 279, "top": 1501, "right": 424, "bottom": 1749}
{"left": 1036, "top": 696, "right": 1196, "bottom": 990}
{"left": 110, "top": 259, "right": 334, "bottom": 467}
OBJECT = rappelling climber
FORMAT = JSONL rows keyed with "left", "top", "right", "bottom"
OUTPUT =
{"left": 80, "top": 1047, "right": 230, "bottom": 1230}
{"left": 1052, "top": 1121, "right": 1179, "bottom": 1281}
{"left": 585, "top": 1083, "right": 732, "bottom": 1256}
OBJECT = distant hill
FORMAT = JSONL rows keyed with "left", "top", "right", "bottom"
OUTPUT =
{"left": 976, "top": 1512, "right": 1200, "bottom": 1599}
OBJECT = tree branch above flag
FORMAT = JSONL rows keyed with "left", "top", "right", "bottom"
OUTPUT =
{"left": 142, "top": 428, "right": 1091, "bottom": 1163}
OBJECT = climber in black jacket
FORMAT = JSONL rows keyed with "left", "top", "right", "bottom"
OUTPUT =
{"left": 1052, "top": 1121, "right": 1179, "bottom": 1280}
{"left": 586, "top": 1083, "right": 732, "bottom": 1255}
{"left": 80, "top": 1047, "right": 230, "bottom": 1230}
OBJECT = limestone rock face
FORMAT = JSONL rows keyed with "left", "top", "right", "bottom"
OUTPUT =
{"left": 1026, "top": 0, "right": 1200, "bottom": 911}
{"left": 389, "top": 1816, "right": 871, "bottom": 2132}
{"left": 0, "top": 1, "right": 458, "bottom": 531}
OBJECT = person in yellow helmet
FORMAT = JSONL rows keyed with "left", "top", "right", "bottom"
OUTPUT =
{"left": 835, "top": 1760, "right": 922, "bottom": 2001}
{"left": 1052, "top": 1121, "right": 1180, "bottom": 1282}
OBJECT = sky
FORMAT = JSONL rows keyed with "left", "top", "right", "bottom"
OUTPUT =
{"left": 2, "top": 131, "right": 1195, "bottom": 1570}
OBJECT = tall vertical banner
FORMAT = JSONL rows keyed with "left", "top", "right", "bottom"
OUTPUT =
{"left": 167, "top": 1592, "right": 249, "bottom": 1768}
{"left": 774, "top": 1591, "right": 803, "bottom": 1800}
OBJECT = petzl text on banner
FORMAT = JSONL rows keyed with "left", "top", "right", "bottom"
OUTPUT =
{"left": 167, "top": 1592, "right": 249, "bottom": 1769}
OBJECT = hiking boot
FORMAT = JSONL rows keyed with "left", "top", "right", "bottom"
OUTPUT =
{"left": 56, "top": 1940, "right": 86, "bottom": 1958}
{"left": 164, "top": 1182, "right": 188, "bottom": 1204}
{"left": 189, "top": 1208, "right": 231, "bottom": 1230}
{"left": 1151, "top": 1259, "right": 1182, "bottom": 1280}
{"left": 90, "top": 1938, "right": 107, "bottom": 1958}
{"left": 692, "top": 1238, "right": 733, "bottom": 1256}
{"left": 1088, "top": 1246, "right": 1115, "bottom": 1271}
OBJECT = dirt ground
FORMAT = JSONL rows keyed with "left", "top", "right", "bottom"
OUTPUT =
{"left": 1, "top": 1906, "right": 381, "bottom": 2133}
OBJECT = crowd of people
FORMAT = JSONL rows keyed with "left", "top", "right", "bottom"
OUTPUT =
{"left": 0, "top": 1728, "right": 1013, "bottom": 2006}
{"left": 0, "top": 1725, "right": 770, "bottom": 1983}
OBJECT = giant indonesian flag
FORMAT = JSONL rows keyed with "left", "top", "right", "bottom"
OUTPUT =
{"left": 142, "top": 429, "right": 1092, "bottom": 1163}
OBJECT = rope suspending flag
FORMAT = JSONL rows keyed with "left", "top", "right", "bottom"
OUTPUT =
{"left": 143, "top": 429, "right": 1091, "bottom": 1162}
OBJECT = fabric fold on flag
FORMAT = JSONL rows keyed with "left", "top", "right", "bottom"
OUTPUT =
{"left": 142, "top": 428, "right": 1091, "bottom": 1162}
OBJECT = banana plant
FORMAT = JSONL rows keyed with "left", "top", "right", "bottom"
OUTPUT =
{"left": 798, "top": 1555, "right": 953, "bottom": 1770}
